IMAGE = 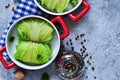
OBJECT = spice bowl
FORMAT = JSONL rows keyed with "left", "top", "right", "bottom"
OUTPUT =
{"left": 55, "top": 51, "right": 85, "bottom": 79}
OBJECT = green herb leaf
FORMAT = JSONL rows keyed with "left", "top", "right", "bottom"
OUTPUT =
{"left": 70, "top": 0, "right": 78, "bottom": 6}
{"left": 10, "top": 37, "right": 15, "bottom": 42}
{"left": 41, "top": 73, "right": 49, "bottom": 80}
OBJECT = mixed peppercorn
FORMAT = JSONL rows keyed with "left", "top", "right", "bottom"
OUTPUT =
{"left": 61, "top": 33, "right": 96, "bottom": 79}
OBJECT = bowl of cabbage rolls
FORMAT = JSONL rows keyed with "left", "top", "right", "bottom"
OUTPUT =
{"left": 2, "top": 15, "right": 69, "bottom": 70}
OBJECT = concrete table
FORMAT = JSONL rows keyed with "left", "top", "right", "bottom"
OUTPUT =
{"left": 0, "top": 0, "right": 120, "bottom": 80}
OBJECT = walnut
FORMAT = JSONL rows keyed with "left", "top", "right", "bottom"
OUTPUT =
{"left": 14, "top": 69, "right": 25, "bottom": 80}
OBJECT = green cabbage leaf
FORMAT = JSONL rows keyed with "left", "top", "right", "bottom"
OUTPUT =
{"left": 17, "top": 18, "right": 54, "bottom": 43}
{"left": 37, "top": 0, "right": 70, "bottom": 13}
{"left": 14, "top": 41, "right": 52, "bottom": 65}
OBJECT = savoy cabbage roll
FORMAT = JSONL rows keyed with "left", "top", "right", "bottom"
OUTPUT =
{"left": 37, "top": 0, "right": 78, "bottom": 13}
{"left": 14, "top": 41, "right": 52, "bottom": 65}
{"left": 17, "top": 18, "right": 54, "bottom": 43}
{"left": 37, "top": 0, "right": 70, "bottom": 13}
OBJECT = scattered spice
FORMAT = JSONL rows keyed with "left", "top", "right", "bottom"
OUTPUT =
{"left": 71, "top": 47, "right": 74, "bottom": 51}
{"left": 85, "top": 53, "right": 88, "bottom": 57}
{"left": 87, "top": 60, "right": 91, "bottom": 65}
{"left": 89, "top": 62, "right": 91, "bottom": 65}
{"left": 80, "top": 34, "right": 83, "bottom": 37}
{"left": 5, "top": 3, "right": 10, "bottom": 8}
{"left": 14, "top": 69, "right": 25, "bottom": 80}
{"left": 75, "top": 37, "right": 78, "bottom": 40}
{"left": 12, "top": 7, "right": 15, "bottom": 12}
{"left": 80, "top": 33, "right": 85, "bottom": 37}
{"left": 77, "top": 35, "right": 79, "bottom": 38}
{"left": 75, "top": 35, "right": 80, "bottom": 40}
{"left": 41, "top": 73, "right": 49, "bottom": 80}
{"left": 70, "top": 42, "right": 73, "bottom": 45}
{"left": 60, "top": 33, "right": 95, "bottom": 79}
{"left": 81, "top": 42, "right": 83, "bottom": 45}
{"left": 82, "top": 53, "right": 88, "bottom": 59}
{"left": 89, "top": 56, "right": 92, "bottom": 59}
{"left": 82, "top": 46, "right": 85, "bottom": 49}
{"left": 84, "top": 47, "right": 87, "bottom": 51}
{"left": 94, "top": 76, "right": 96, "bottom": 79}
{"left": 82, "top": 50, "right": 85, "bottom": 54}
{"left": 82, "top": 33, "right": 85, "bottom": 36}
{"left": 84, "top": 39, "right": 86, "bottom": 42}
{"left": 92, "top": 67, "right": 95, "bottom": 71}
{"left": 66, "top": 42, "right": 69, "bottom": 46}
{"left": 81, "top": 52, "right": 84, "bottom": 55}
{"left": 80, "top": 48, "right": 82, "bottom": 51}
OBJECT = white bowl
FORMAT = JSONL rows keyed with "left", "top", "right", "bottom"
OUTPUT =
{"left": 34, "top": 0, "right": 82, "bottom": 15}
{"left": 5, "top": 15, "right": 60, "bottom": 70}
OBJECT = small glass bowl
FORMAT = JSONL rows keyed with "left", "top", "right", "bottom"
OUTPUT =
{"left": 55, "top": 51, "right": 85, "bottom": 79}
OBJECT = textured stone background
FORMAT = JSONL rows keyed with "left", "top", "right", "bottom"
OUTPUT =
{"left": 0, "top": 0, "right": 120, "bottom": 80}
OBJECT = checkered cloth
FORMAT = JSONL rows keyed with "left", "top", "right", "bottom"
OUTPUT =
{"left": 0, "top": 0, "right": 47, "bottom": 61}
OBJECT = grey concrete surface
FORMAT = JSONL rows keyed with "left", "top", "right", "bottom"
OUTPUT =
{"left": 0, "top": 0, "right": 120, "bottom": 80}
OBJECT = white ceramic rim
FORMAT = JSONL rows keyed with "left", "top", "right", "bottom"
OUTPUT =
{"left": 34, "top": 0, "right": 83, "bottom": 15}
{"left": 5, "top": 15, "right": 60, "bottom": 70}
